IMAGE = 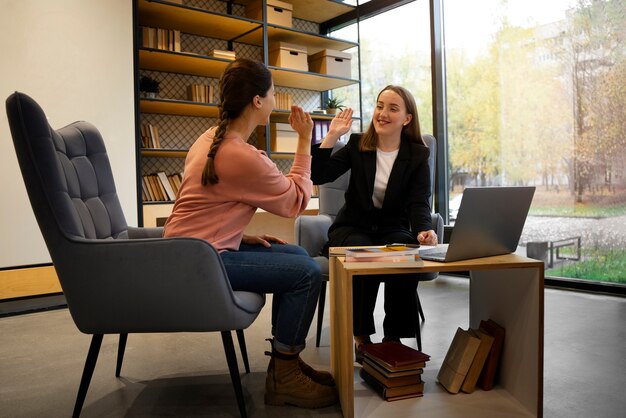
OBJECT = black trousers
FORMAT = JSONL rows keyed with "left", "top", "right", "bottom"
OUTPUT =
{"left": 329, "top": 227, "right": 419, "bottom": 338}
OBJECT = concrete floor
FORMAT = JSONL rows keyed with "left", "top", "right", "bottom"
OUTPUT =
{"left": 1, "top": 275, "right": 625, "bottom": 418}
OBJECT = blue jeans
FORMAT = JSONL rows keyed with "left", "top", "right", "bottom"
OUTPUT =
{"left": 220, "top": 243, "right": 321, "bottom": 354}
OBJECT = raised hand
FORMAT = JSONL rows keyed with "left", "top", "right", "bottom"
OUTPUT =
{"left": 320, "top": 107, "right": 353, "bottom": 148}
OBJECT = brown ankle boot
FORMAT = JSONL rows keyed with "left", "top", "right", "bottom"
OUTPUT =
{"left": 265, "top": 338, "right": 335, "bottom": 386}
{"left": 265, "top": 350, "right": 338, "bottom": 408}
{"left": 297, "top": 357, "right": 335, "bottom": 386}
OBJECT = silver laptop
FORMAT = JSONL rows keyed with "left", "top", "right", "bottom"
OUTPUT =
{"left": 420, "top": 186, "right": 535, "bottom": 262}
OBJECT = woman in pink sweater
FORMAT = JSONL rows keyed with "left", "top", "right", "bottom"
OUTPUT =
{"left": 164, "top": 58, "right": 352, "bottom": 409}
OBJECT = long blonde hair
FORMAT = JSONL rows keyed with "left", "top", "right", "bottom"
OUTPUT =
{"left": 201, "top": 58, "right": 273, "bottom": 185}
{"left": 360, "top": 85, "right": 424, "bottom": 151}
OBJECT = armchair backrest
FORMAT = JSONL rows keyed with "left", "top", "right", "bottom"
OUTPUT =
{"left": 318, "top": 134, "right": 438, "bottom": 216}
{"left": 6, "top": 92, "right": 129, "bottom": 249}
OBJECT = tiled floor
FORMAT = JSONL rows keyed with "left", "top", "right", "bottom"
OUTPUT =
{"left": 1, "top": 275, "right": 625, "bottom": 417}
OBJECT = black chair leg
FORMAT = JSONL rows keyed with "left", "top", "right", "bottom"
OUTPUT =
{"left": 235, "top": 329, "right": 250, "bottom": 374}
{"left": 72, "top": 334, "right": 103, "bottom": 418}
{"left": 221, "top": 331, "right": 247, "bottom": 418}
{"left": 315, "top": 280, "right": 327, "bottom": 347}
{"left": 414, "top": 287, "right": 423, "bottom": 352}
{"left": 416, "top": 290, "right": 425, "bottom": 322}
{"left": 115, "top": 333, "right": 128, "bottom": 377}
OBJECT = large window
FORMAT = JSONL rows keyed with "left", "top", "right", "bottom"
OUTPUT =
{"left": 444, "top": 0, "right": 625, "bottom": 286}
{"left": 336, "top": 0, "right": 625, "bottom": 287}
{"left": 332, "top": 1, "right": 433, "bottom": 134}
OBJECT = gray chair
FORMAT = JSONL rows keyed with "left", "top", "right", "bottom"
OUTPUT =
{"left": 295, "top": 135, "right": 443, "bottom": 351}
{"left": 6, "top": 92, "right": 265, "bottom": 418}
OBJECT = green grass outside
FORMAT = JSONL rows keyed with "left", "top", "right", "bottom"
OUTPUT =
{"left": 530, "top": 203, "right": 626, "bottom": 218}
{"left": 546, "top": 249, "right": 626, "bottom": 283}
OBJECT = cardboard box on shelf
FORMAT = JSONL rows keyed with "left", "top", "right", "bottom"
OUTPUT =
{"left": 258, "top": 123, "right": 299, "bottom": 153}
{"left": 245, "top": 0, "right": 293, "bottom": 28}
{"left": 269, "top": 42, "right": 308, "bottom": 71}
{"left": 308, "top": 49, "right": 352, "bottom": 78}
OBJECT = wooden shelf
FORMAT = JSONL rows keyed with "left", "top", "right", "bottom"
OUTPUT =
{"left": 138, "top": 0, "right": 357, "bottom": 54}
{"left": 270, "top": 67, "right": 358, "bottom": 90}
{"left": 139, "top": 49, "right": 358, "bottom": 91}
{"left": 235, "top": 0, "right": 355, "bottom": 24}
{"left": 140, "top": 98, "right": 356, "bottom": 121}
{"left": 141, "top": 148, "right": 188, "bottom": 158}
{"left": 140, "top": 98, "right": 219, "bottom": 117}
{"left": 139, "top": 49, "right": 231, "bottom": 77}
{"left": 237, "top": 25, "right": 357, "bottom": 55}
{"left": 138, "top": 0, "right": 261, "bottom": 42}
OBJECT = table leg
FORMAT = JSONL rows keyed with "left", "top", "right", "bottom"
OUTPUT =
{"left": 469, "top": 267, "right": 544, "bottom": 417}
{"left": 329, "top": 256, "right": 355, "bottom": 418}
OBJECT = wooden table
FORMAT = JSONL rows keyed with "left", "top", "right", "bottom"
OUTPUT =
{"left": 328, "top": 251, "right": 545, "bottom": 418}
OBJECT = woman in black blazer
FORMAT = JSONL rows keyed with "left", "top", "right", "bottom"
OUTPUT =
{"left": 311, "top": 85, "right": 438, "bottom": 360}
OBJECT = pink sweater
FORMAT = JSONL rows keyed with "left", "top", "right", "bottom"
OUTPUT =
{"left": 163, "top": 128, "right": 312, "bottom": 251}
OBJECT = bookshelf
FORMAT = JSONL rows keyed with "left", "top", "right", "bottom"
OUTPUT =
{"left": 134, "top": 0, "right": 361, "bottom": 224}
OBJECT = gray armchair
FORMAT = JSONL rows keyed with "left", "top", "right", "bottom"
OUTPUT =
{"left": 6, "top": 92, "right": 265, "bottom": 418}
{"left": 295, "top": 135, "right": 443, "bottom": 351}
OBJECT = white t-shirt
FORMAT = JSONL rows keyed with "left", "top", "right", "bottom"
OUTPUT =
{"left": 372, "top": 148, "right": 399, "bottom": 208}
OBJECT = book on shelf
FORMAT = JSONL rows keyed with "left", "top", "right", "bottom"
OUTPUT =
{"left": 477, "top": 319, "right": 506, "bottom": 391}
{"left": 313, "top": 120, "right": 330, "bottom": 145}
{"left": 141, "top": 178, "right": 151, "bottom": 201}
{"left": 437, "top": 327, "right": 481, "bottom": 394}
{"left": 187, "top": 84, "right": 214, "bottom": 103}
{"left": 461, "top": 328, "right": 495, "bottom": 393}
{"left": 362, "top": 358, "right": 422, "bottom": 388}
{"left": 153, "top": 174, "right": 167, "bottom": 201}
{"left": 362, "top": 342, "right": 430, "bottom": 372}
{"left": 157, "top": 171, "right": 176, "bottom": 201}
{"left": 167, "top": 173, "right": 182, "bottom": 196}
{"left": 145, "top": 175, "right": 162, "bottom": 201}
{"left": 360, "top": 368, "right": 424, "bottom": 401}
{"left": 141, "top": 123, "right": 160, "bottom": 148}
{"left": 208, "top": 49, "right": 236, "bottom": 60}
{"left": 141, "top": 27, "right": 181, "bottom": 52}
{"left": 274, "top": 92, "right": 292, "bottom": 110}
{"left": 345, "top": 245, "right": 421, "bottom": 263}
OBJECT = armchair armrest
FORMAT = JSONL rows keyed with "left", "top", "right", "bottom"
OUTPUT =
{"left": 294, "top": 214, "right": 332, "bottom": 257}
{"left": 126, "top": 226, "right": 164, "bottom": 239}
{"left": 431, "top": 213, "right": 444, "bottom": 244}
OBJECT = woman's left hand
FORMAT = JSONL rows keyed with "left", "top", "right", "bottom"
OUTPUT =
{"left": 242, "top": 234, "right": 288, "bottom": 248}
{"left": 417, "top": 230, "right": 438, "bottom": 246}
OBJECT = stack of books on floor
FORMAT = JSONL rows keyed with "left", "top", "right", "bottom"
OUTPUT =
{"left": 360, "top": 342, "right": 430, "bottom": 401}
{"left": 437, "top": 319, "right": 505, "bottom": 394}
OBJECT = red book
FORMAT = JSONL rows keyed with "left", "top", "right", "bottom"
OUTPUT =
{"left": 477, "top": 319, "right": 506, "bottom": 391}
{"left": 362, "top": 342, "right": 430, "bottom": 372}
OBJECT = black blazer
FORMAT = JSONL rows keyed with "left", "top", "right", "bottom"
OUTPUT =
{"left": 311, "top": 133, "right": 432, "bottom": 245}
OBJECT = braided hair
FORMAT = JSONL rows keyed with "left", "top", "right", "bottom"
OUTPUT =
{"left": 201, "top": 58, "right": 273, "bottom": 185}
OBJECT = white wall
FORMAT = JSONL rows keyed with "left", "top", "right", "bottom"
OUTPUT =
{"left": 0, "top": 0, "right": 136, "bottom": 268}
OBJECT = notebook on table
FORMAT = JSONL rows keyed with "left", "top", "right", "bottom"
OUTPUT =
{"left": 420, "top": 186, "right": 535, "bottom": 262}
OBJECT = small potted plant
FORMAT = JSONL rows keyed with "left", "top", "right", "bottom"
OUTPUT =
{"left": 325, "top": 96, "right": 345, "bottom": 114}
{"left": 140, "top": 76, "right": 160, "bottom": 98}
